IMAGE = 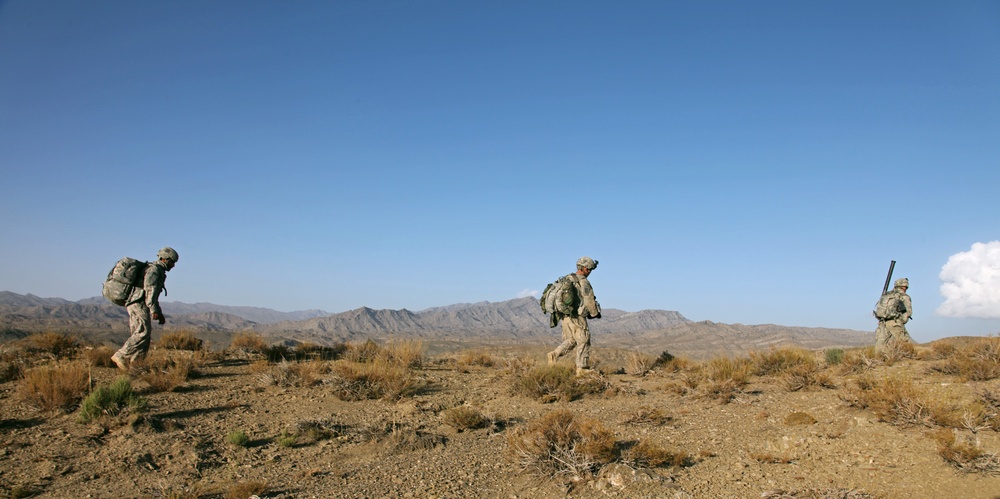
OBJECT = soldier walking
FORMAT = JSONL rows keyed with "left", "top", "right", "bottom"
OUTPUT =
{"left": 547, "top": 256, "right": 602, "bottom": 375}
{"left": 112, "top": 247, "right": 178, "bottom": 369}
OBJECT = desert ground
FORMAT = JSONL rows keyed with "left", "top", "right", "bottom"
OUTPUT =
{"left": 3, "top": 332, "right": 1000, "bottom": 499}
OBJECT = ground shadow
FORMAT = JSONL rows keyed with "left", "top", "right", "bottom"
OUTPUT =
{"left": 157, "top": 404, "right": 248, "bottom": 420}
{"left": 0, "top": 417, "right": 45, "bottom": 430}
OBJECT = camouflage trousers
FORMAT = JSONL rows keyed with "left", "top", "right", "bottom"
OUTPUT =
{"left": 553, "top": 315, "right": 591, "bottom": 369}
{"left": 875, "top": 319, "right": 911, "bottom": 352}
{"left": 116, "top": 302, "right": 152, "bottom": 362}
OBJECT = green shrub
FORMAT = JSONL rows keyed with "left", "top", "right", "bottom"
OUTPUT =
{"left": 227, "top": 429, "right": 250, "bottom": 447}
{"left": 79, "top": 377, "right": 147, "bottom": 422}
{"left": 824, "top": 348, "right": 845, "bottom": 365}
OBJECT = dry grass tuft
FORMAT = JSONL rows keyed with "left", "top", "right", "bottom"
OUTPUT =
{"left": 511, "top": 364, "right": 583, "bottom": 403}
{"left": 931, "top": 337, "right": 1000, "bottom": 382}
{"left": 156, "top": 331, "right": 204, "bottom": 351}
{"left": 932, "top": 428, "right": 1000, "bottom": 474}
{"left": 507, "top": 409, "right": 616, "bottom": 479}
{"left": 456, "top": 350, "right": 496, "bottom": 370}
{"left": 18, "top": 361, "right": 90, "bottom": 412}
{"left": 750, "top": 347, "right": 815, "bottom": 377}
{"left": 83, "top": 345, "right": 116, "bottom": 368}
{"left": 135, "top": 352, "right": 195, "bottom": 392}
{"left": 620, "top": 405, "right": 672, "bottom": 426}
{"left": 623, "top": 351, "right": 655, "bottom": 376}
{"left": 699, "top": 356, "right": 752, "bottom": 403}
{"left": 26, "top": 332, "right": 80, "bottom": 359}
{"left": 382, "top": 340, "right": 425, "bottom": 369}
{"left": 344, "top": 339, "right": 383, "bottom": 363}
{"left": 255, "top": 359, "right": 329, "bottom": 387}
{"left": 327, "top": 359, "right": 424, "bottom": 401}
{"left": 442, "top": 405, "right": 488, "bottom": 431}
{"left": 229, "top": 332, "right": 269, "bottom": 355}
{"left": 842, "top": 373, "right": 957, "bottom": 428}
{"left": 224, "top": 480, "right": 267, "bottom": 499}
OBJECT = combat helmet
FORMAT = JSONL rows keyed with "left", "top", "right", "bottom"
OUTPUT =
{"left": 576, "top": 256, "right": 598, "bottom": 270}
{"left": 894, "top": 277, "right": 908, "bottom": 288}
{"left": 158, "top": 247, "right": 179, "bottom": 263}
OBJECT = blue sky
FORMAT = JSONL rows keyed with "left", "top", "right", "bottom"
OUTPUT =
{"left": 1, "top": 1, "right": 998, "bottom": 342}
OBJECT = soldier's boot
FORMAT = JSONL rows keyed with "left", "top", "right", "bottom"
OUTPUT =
{"left": 547, "top": 351, "right": 557, "bottom": 365}
{"left": 576, "top": 367, "right": 595, "bottom": 376}
{"left": 111, "top": 353, "right": 129, "bottom": 370}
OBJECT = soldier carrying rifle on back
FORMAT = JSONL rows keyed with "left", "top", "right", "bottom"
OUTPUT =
{"left": 873, "top": 260, "right": 913, "bottom": 351}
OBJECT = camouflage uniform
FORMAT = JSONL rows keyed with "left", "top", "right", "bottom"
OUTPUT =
{"left": 113, "top": 248, "right": 177, "bottom": 367}
{"left": 875, "top": 278, "right": 912, "bottom": 351}
{"left": 548, "top": 257, "right": 601, "bottom": 375}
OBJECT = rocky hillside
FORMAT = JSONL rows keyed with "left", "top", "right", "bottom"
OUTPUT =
{"left": 0, "top": 292, "right": 873, "bottom": 358}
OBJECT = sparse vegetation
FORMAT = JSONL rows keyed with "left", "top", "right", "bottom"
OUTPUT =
{"left": 442, "top": 405, "right": 487, "bottom": 431}
{"left": 328, "top": 359, "right": 424, "bottom": 401}
{"left": 623, "top": 350, "right": 654, "bottom": 376}
{"left": 507, "top": 409, "right": 616, "bottom": 479}
{"left": 18, "top": 361, "right": 90, "bottom": 412}
{"left": 510, "top": 364, "right": 583, "bottom": 403}
{"left": 227, "top": 429, "right": 250, "bottom": 447}
{"left": 156, "top": 331, "right": 204, "bottom": 351}
{"left": 79, "top": 377, "right": 147, "bottom": 423}
{"left": 229, "top": 332, "right": 269, "bottom": 354}
{"left": 224, "top": 480, "right": 267, "bottom": 499}
{"left": 26, "top": 332, "right": 80, "bottom": 359}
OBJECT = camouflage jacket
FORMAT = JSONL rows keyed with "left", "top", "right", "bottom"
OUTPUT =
{"left": 894, "top": 290, "right": 912, "bottom": 324}
{"left": 128, "top": 260, "right": 168, "bottom": 315}
{"left": 565, "top": 273, "right": 601, "bottom": 319}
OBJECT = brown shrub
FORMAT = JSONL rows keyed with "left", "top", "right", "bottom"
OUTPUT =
{"left": 623, "top": 351, "right": 654, "bottom": 376}
{"left": 328, "top": 359, "right": 423, "bottom": 401}
{"left": 83, "top": 346, "right": 115, "bottom": 368}
{"left": 507, "top": 409, "right": 616, "bottom": 478}
{"left": 156, "top": 331, "right": 203, "bottom": 351}
{"left": 619, "top": 405, "right": 672, "bottom": 426}
{"left": 224, "top": 480, "right": 267, "bottom": 499}
{"left": 441, "top": 405, "right": 488, "bottom": 431}
{"left": 135, "top": 353, "right": 194, "bottom": 392}
{"left": 18, "top": 361, "right": 90, "bottom": 412}
{"left": 229, "top": 332, "right": 269, "bottom": 354}
{"left": 511, "top": 364, "right": 582, "bottom": 403}
{"left": 842, "top": 373, "right": 956, "bottom": 428}
{"left": 456, "top": 350, "right": 496, "bottom": 369}
{"left": 932, "top": 337, "right": 1000, "bottom": 382}
{"left": 26, "top": 332, "right": 80, "bottom": 359}
{"left": 381, "top": 340, "right": 424, "bottom": 369}
{"left": 256, "top": 359, "right": 328, "bottom": 388}
{"left": 750, "top": 347, "right": 815, "bottom": 377}
{"left": 932, "top": 428, "right": 1000, "bottom": 474}
{"left": 345, "top": 339, "right": 383, "bottom": 363}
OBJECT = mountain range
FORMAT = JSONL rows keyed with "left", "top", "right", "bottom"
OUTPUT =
{"left": 0, "top": 291, "right": 873, "bottom": 359}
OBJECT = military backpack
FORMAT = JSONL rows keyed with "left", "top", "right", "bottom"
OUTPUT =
{"left": 540, "top": 275, "right": 579, "bottom": 318}
{"left": 873, "top": 292, "right": 904, "bottom": 320}
{"left": 102, "top": 257, "right": 147, "bottom": 306}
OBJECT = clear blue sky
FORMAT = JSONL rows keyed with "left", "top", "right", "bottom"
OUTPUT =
{"left": 2, "top": 1, "right": 998, "bottom": 342}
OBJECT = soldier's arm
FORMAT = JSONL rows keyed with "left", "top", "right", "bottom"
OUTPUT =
{"left": 900, "top": 294, "right": 913, "bottom": 323}
{"left": 577, "top": 278, "right": 600, "bottom": 318}
{"left": 144, "top": 266, "right": 165, "bottom": 317}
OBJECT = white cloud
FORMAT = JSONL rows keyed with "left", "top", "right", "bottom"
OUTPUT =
{"left": 516, "top": 288, "right": 540, "bottom": 299}
{"left": 936, "top": 241, "right": 1000, "bottom": 319}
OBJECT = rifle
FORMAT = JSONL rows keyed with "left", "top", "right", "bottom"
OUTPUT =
{"left": 881, "top": 260, "right": 895, "bottom": 296}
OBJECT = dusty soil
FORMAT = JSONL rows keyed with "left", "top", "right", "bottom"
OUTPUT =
{"left": 3, "top": 342, "right": 1000, "bottom": 499}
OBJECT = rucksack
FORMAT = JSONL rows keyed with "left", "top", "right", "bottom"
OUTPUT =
{"left": 102, "top": 257, "right": 147, "bottom": 306}
{"left": 873, "top": 292, "right": 903, "bottom": 320}
{"left": 540, "top": 275, "right": 579, "bottom": 317}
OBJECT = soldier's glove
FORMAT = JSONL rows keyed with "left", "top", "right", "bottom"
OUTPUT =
{"left": 592, "top": 312, "right": 602, "bottom": 319}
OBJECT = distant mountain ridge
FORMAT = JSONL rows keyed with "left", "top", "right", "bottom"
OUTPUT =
{"left": 0, "top": 291, "right": 872, "bottom": 358}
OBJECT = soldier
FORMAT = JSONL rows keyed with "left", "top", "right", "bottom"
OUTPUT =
{"left": 875, "top": 277, "right": 912, "bottom": 351}
{"left": 112, "top": 247, "right": 178, "bottom": 369}
{"left": 547, "top": 256, "right": 602, "bottom": 375}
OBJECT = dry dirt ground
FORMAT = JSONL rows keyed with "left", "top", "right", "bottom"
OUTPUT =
{"left": 4, "top": 339, "right": 1000, "bottom": 499}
